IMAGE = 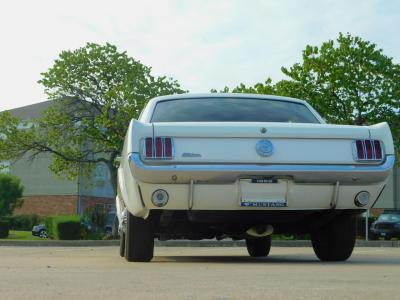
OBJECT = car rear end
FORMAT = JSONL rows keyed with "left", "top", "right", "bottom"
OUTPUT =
{"left": 121, "top": 95, "right": 394, "bottom": 217}
{"left": 117, "top": 93, "right": 395, "bottom": 262}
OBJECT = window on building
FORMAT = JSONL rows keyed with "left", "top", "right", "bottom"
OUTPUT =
{"left": 95, "top": 203, "right": 106, "bottom": 215}
{"left": 94, "top": 164, "right": 107, "bottom": 179}
{"left": 17, "top": 121, "right": 33, "bottom": 130}
{"left": 0, "top": 161, "right": 10, "bottom": 174}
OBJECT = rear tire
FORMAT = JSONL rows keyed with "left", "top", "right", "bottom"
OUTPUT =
{"left": 384, "top": 235, "right": 392, "bottom": 241}
{"left": 311, "top": 213, "right": 356, "bottom": 262}
{"left": 119, "top": 232, "right": 125, "bottom": 257}
{"left": 369, "top": 232, "right": 378, "bottom": 240}
{"left": 125, "top": 212, "right": 154, "bottom": 262}
{"left": 245, "top": 236, "right": 272, "bottom": 257}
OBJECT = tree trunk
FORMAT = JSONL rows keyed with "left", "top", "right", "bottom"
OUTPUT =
{"left": 107, "top": 162, "right": 118, "bottom": 197}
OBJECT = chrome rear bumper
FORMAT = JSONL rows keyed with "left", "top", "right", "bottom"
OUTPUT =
{"left": 129, "top": 153, "right": 395, "bottom": 185}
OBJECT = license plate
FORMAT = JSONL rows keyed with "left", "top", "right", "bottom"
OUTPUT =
{"left": 241, "top": 199, "right": 287, "bottom": 208}
{"left": 240, "top": 179, "right": 288, "bottom": 208}
{"left": 380, "top": 233, "right": 387, "bottom": 237}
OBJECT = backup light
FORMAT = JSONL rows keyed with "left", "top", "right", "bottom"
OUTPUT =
{"left": 354, "top": 191, "right": 370, "bottom": 207}
{"left": 151, "top": 189, "right": 169, "bottom": 207}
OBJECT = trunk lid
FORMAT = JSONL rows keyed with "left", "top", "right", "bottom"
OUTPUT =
{"left": 151, "top": 122, "right": 370, "bottom": 165}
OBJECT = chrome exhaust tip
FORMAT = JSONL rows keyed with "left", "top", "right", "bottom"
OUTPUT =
{"left": 246, "top": 225, "right": 274, "bottom": 237}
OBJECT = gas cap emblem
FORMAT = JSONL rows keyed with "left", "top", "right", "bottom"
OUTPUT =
{"left": 256, "top": 139, "right": 274, "bottom": 157}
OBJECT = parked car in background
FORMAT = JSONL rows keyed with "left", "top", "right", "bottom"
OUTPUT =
{"left": 104, "top": 212, "right": 117, "bottom": 236}
{"left": 32, "top": 224, "right": 48, "bottom": 238}
{"left": 370, "top": 210, "right": 400, "bottom": 240}
{"left": 32, "top": 220, "right": 94, "bottom": 239}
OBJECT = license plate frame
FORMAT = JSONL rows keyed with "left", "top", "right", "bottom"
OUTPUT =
{"left": 239, "top": 179, "right": 288, "bottom": 208}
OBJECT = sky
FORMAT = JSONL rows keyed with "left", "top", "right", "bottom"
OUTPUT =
{"left": 0, "top": 0, "right": 399, "bottom": 111}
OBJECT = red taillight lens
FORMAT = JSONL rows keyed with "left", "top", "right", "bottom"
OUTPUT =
{"left": 354, "top": 139, "right": 383, "bottom": 161}
{"left": 145, "top": 137, "right": 153, "bottom": 158}
{"left": 355, "top": 140, "right": 364, "bottom": 160}
{"left": 144, "top": 137, "right": 173, "bottom": 159}
{"left": 374, "top": 140, "right": 382, "bottom": 160}
{"left": 164, "top": 137, "right": 172, "bottom": 157}
{"left": 155, "top": 137, "right": 163, "bottom": 158}
{"left": 365, "top": 140, "right": 373, "bottom": 159}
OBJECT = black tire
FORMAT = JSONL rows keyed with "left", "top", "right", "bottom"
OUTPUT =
{"left": 125, "top": 212, "right": 154, "bottom": 262}
{"left": 119, "top": 231, "right": 125, "bottom": 257}
{"left": 39, "top": 230, "right": 48, "bottom": 239}
{"left": 112, "top": 216, "right": 119, "bottom": 239}
{"left": 369, "top": 232, "right": 378, "bottom": 240}
{"left": 311, "top": 213, "right": 356, "bottom": 262}
{"left": 245, "top": 236, "right": 272, "bottom": 257}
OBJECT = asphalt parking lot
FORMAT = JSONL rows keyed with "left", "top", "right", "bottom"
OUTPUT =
{"left": 1, "top": 246, "right": 399, "bottom": 300}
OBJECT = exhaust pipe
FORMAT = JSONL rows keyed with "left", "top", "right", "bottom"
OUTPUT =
{"left": 246, "top": 225, "right": 274, "bottom": 238}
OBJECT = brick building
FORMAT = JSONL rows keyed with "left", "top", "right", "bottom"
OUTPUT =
{"left": 1, "top": 101, "right": 114, "bottom": 216}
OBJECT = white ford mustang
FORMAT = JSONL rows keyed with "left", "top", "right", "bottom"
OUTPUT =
{"left": 116, "top": 93, "right": 394, "bottom": 262}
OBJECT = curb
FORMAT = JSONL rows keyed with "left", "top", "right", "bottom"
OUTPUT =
{"left": 0, "top": 239, "right": 399, "bottom": 247}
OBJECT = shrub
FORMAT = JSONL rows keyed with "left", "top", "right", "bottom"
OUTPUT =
{"left": 0, "top": 220, "right": 10, "bottom": 238}
{"left": 0, "top": 174, "right": 24, "bottom": 218}
{"left": 8, "top": 214, "right": 41, "bottom": 230}
{"left": 45, "top": 215, "right": 81, "bottom": 240}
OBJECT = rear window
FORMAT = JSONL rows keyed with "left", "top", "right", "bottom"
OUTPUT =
{"left": 151, "top": 98, "right": 319, "bottom": 123}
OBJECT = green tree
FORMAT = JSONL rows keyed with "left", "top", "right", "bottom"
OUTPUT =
{"left": 0, "top": 43, "right": 185, "bottom": 194}
{"left": 211, "top": 78, "right": 277, "bottom": 94}
{"left": 0, "top": 174, "right": 24, "bottom": 218}
{"left": 216, "top": 33, "right": 400, "bottom": 152}
{"left": 281, "top": 33, "right": 400, "bottom": 152}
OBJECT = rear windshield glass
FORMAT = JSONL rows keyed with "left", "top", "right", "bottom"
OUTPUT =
{"left": 151, "top": 98, "right": 319, "bottom": 123}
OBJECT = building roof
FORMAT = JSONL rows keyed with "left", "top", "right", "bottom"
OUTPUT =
{"left": 6, "top": 100, "right": 54, "bottom": 120}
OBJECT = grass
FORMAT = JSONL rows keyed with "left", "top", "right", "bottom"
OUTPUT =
{"left": 1, "top": 230, "right": 43, "bottom": 240}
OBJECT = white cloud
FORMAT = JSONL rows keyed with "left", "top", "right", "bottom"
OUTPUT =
{"left": 0, "top": 0, "right": 399, "bottom": 111}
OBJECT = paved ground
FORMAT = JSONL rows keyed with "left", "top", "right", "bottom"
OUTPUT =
{"left": 0, "top": 246, "right": 399, "bottom": 300}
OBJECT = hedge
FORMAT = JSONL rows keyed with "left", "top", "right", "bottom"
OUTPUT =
{"left": 0, "top": 220, "right": 10, "bottom": 238}
{"left": 6, "top": 214, "right": 41, "bottom": 231}
{"left": 45, "top": 215, "right": 81, "bottom": 240}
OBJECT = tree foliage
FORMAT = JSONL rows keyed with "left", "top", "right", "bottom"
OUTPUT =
{"left": 0, "top": 174, "right": 24, "bottom": 218}
{"left": 281, "top": 33, "right": 400, "bottom": 127}
{"left": 0, "top": 43, "right": 185, "bottom": 194}
{"left": 215, "top": 33, "right": 400, "bottom": 152}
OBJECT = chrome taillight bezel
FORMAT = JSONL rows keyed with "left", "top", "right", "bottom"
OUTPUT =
{"left": 141, "top": 137, "right": 175, "bottom": 160}
{"left": 352, "top": 139, "right": 385, "bottom": 163}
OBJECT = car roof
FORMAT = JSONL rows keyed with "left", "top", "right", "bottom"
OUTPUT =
{"left": 149, "top": 93, "right": 308, "bottom": 105}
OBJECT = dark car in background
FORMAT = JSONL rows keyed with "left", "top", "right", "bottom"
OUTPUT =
{"left": 104, "top": 212, "right": 118, "bottom": 238}
{"left": 370, "top": 211, "right": 400, "bottom": 240}
{"left": 32, "top": 224, "right": 48, "bottom": 238}
{"left": 32, "top": 220, "right": 94, "bottom": 239}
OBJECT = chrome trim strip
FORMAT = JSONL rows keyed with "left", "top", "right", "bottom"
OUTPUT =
{"left": 371, "top": 140, "right": 376, "bottom": 160}
{"left": 128, "top": 153, "right": 395, "bottom": 185}
{"left": 362, "top": 140, "right": 367, "bottom": 160}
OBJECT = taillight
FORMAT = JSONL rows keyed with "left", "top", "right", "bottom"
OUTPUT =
{"left": 354, "top": 139, "right": 384, "bottom": 162}
{"left": 143, "top": 137, "right": 174, "bottom": 159}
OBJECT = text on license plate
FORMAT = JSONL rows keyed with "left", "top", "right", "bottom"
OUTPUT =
{"left": 240, "top": 199, "right": 287, "bottom": 208}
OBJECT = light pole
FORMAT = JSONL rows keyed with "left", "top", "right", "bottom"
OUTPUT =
{"left": 365, "top": 209, "right": 369, "bottom": 241}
